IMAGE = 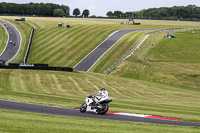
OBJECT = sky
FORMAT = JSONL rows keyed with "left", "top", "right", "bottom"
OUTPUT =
{"left": 0, "top": 0, "right": 200, "bottom": 16}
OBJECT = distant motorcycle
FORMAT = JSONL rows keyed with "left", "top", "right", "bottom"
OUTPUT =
{"left": 80, "top": 88, "right": 112, "bottom": 115}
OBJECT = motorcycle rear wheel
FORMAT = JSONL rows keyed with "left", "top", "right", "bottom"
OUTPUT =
{"left": 97, "top": 104, "right": 109, "bottom": 115}
{"left": 80, "top": 103, "right": 87, "bottom": 113}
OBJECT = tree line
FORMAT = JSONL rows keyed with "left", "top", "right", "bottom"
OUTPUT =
{"left": 107, "top": 5, "right": 200, "bottom": 20}
{"left": 0, "top": 2, "right": 90, "bottom": 18}
{"left": 0, "top": 2, "right": 70, "bottom": 17}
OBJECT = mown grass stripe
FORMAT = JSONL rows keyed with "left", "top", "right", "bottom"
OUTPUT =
{"left": 29, "top": 26, "right": 76, "bottom": 62}
{"left": 100, "top": 80, "right": 128, "bottom": 98}
{"left": 59, "top": 27, "right": 114, "bottom": 66}
{"left": 34, "top": 73, "right": 49, "bottom": 94}
{"left": 32, "top": 28, "right": 69, "bottom": 51}
{"left": 67, "top": 76, "right": 87, "bottom": 95}
{"left": 35, "top": 25, "right": 89, "bottom": 51}
{"left": 48, "top": 26, "right": 108, "bottom": 66}
{"left": 33, "top": 27, "right": 61, "bottom": 43}
{"left": 112, "top": 82, "right": 143, "bottom": 98}
{"left": 51, "top": 74, "right": 65, "bottom": 93}
{"left": 19, "top": 74, "right": 28, "bottom": 92}
{"left": 31, "top": 25, "right": 90, "bottom": 63}
{"left": 37, "top": 26, "right": 98, "bottom": 63}
{"left": 84, "top": 78, "right": 101, "bottom": 91}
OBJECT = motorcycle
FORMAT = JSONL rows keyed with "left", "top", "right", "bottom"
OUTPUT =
{"left": 80, "top": 93, "right": 112, "bottom": 115}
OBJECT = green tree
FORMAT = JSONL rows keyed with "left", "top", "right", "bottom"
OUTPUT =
{"left": 106, "top": 11, "right": 113, "bottom": 17}
{"left": 113, "top": 11, "right": 123, "bottom": 18}
{"left": 0, "top": 2, "right": 70, "bottom": 17}
{"left": 53, "top": 9, "right": 65, "bottom": 17}
{"left": 82, "top": 9, "right": 89, "bottom": 17}
{"left": 73, "top": 8, "right": 80, "bottom": 17}
{"left": 61, "top": 5, "right": 70, "bottom": 16}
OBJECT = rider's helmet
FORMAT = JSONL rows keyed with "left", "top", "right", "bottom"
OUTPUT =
{"left": 101, "top": 88, "right": 105, "bottom": 91}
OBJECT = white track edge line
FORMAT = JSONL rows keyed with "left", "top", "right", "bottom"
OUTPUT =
{"left": 114, "top": 113, "right": 151, "bottom": 118}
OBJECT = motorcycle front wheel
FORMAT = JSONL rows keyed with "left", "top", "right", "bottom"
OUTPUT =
{"left": 97, "top": 104, "right": 109, "bottom": 115}
{"left": 80, "top": 103, "right": 87, "bottom": 113}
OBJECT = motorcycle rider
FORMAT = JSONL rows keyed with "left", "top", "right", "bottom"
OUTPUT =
{"left": 88, "top": 88, "right": 108, "bottom": 106}
{"left": 80, "top": 88, "right": 112, "bottom": 114}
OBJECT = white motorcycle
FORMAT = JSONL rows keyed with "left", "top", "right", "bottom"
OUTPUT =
{"left": 80, "top": 91, "right": 112, "bottom": 115}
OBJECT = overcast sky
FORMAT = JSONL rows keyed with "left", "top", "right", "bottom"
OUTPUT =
{"left": 1, "top": 0, "right": 200, "bottom": 16}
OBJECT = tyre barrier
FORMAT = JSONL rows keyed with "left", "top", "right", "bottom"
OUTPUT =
{"left": 0, "top": 63, "right": 73, "bottom": 72}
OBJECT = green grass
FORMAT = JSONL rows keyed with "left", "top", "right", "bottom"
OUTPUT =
{"left": 146, "top": 30, "right": 200, "bottom": 62}
{"left": 0, "top": 69, "right": 200, "bottom": 123}
{"left": 0, "top": 109, "right": 199, "bottom": 133}
{"left": 0, "top": 24, "right": 8, "bottom": 55}
{"left": 110, "top": 30, "right": 200, "bottom": 89}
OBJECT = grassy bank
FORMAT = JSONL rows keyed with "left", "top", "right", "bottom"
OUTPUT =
{"left": 0, "top": 24, "right": 8, "bottom": 55}
{"left": 0, "top": 69, "right": 200, "bottom": 122}
{"left": 0, "top": 109, "right": 199, "bottom": 133}
{"left": 1, "top": 16, "right": 200, "bottom": 67}
{"left": 110, "top": 30, "right": 200, "bottom": 89}
{"left": 28, "top": 24, "right": 116, "bottom": 67}
{"left": 146, "top": 30, "right": 200, "bottom": 62}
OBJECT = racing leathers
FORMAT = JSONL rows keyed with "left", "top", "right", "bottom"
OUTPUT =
{"left": 87, "top": 90, "right": 109, "bottom": 105}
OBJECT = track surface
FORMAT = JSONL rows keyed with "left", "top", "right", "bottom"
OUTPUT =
{"left": 74, "top": 29, "right": 150, "bottom": 71}
{"left": 0, "top": 19, "right": 21, "bottom": 62}
{"left": 0, "top": 100, "right": 200, "bottom": 127}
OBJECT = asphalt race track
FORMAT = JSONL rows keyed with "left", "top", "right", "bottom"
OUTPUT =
{"left": 74, "top": 29, "right": 151, "bottom": 72}
{"left": 0, "top": 100, "right": 200, "bottom": 127}
{"left": 0, "top": 19, "right": 21, "bottom": 62}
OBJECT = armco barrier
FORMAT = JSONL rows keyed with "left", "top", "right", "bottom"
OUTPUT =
{"left": 24, "top": 27, "right": 34, "bottom": 63}
{"left": 104, "top": 28, "right": 200, "bottom": 74}
{"left": 103, "top": 34, "right": 149, "bottom": 74}
{"left": 0, "top": 63, "right": 73, "bottom": 72}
